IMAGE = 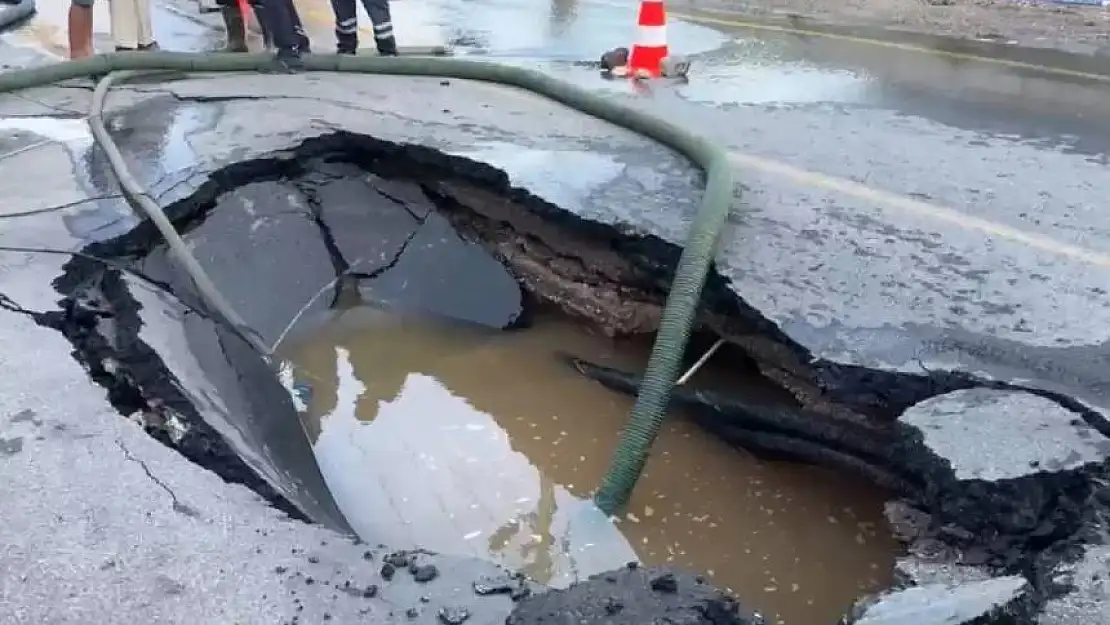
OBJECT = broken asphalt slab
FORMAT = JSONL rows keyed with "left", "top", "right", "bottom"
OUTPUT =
{"left": 0, "top": 65, "right": 1108, "bottom": 625}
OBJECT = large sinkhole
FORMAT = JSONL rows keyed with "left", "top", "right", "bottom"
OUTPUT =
{"left": 48, "top": 132, "right": 900, "bottom": 625}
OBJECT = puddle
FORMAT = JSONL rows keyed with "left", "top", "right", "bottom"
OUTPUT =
{"left": 66, "top": 100, "right": 216, "bottom": 242}
{"left": 442, "top": 0, "right": 726, "bottom": 60}
{"left": 453, "top": 142, "right": 627, "bottom": 213}
{"left": 278, "top": 306, "right": 899, "bottom": 624}
{"left": 0, "top": 117, "right": 89, "bottom": 143}
{"left": 677, "top": 57, "right": 873, "bottom": 107}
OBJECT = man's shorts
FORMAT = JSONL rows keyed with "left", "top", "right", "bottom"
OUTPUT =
{"left": 71, "top": 0, "right": 94, "bottom": 7}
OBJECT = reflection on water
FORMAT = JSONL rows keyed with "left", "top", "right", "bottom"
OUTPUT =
{"left": 278, "top": 307, "right": 898, "bottom": 624}
{"left": 548, "top": 0, "right": 577, "bottom": 39}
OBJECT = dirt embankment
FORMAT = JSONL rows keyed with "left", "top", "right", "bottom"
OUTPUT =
{"left": 672, "top": 0, "right": 1110, "bottom": 55}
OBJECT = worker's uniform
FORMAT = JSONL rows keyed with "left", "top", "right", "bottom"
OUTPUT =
{"left": 110, "top": 0, "right": 156, "bottom": 50}
{"left": 217, "top": 0, "right": 310, "bottom": 58}
{"left": 329, "top": 0, "right": 398, "bottom": 55}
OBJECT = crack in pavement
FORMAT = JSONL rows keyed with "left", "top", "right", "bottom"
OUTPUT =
{"left": 115, "top": 436, "right": 200, "bottom": 518}
{"left": 0, "top": 194, "right": 124, "bottom": 219}
{"left": 5, "top": 87, "right": 93, "bottom": 117}
{"left": 126, "top": 86, "right": 398, "bottom": 116}
{"left": 121, "top": 86, "right": 470, "bottom": 134}
{"left": 2, "top": 292, "right": 202, "bottom": 520}
{"left": 0, "top": 292, "right": 36, "bottom": 317}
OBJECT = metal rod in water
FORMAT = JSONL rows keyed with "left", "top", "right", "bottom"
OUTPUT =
{"left": 675, "top": 338, "right": 725, "bottom": 386}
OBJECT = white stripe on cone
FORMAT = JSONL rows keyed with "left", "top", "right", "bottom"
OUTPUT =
{"left": 637, "top": 25, "right": 668, "bottom": 48}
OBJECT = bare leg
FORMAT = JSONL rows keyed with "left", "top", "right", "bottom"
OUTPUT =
{"left": 67, "top": 1, "right": 95, "bottom": 59}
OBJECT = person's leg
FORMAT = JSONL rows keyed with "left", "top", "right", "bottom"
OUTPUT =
{"left": 68, "top": 0, "right": 95, "bottom": 59}
{"left": 257, "top": 0, "right": 308, "bottom": 67}
{"left": 287, "top": 6, "right": 311, "bottom": 52}
{"left": 329, "top": 0, "right": 358, "bottom": 54}
{"left": 359, "top": 0, "right": 396, "bottom": 55}
{"left": 134, "top": 0, "right": 157, "bottom": 48}
{"left": 243, "top": 0, "right": 272, "bottom": 50}
{"left": 110, "top": 0, "right": 139, "bottom": 50}
{"left": 219, "top": 0, "right": 248, "bottom": 51}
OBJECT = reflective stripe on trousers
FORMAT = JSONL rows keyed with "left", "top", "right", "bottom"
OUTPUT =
{"left": 257, "top": 0, "right": 308, "bottom": 50}
{"left": 330, "top": 0, "right": 394, "bottom": 40}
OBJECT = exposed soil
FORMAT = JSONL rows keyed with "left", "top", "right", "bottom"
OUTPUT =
{"left": 672, "top": 0, "right": 1110, "bottom": 55}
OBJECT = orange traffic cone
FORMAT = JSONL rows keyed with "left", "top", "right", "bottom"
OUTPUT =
{"left": 628, "top": 0, "right": 668, "bottom": 78}
{"left": 237, "top": 0, "right": 252, "bottom": 44}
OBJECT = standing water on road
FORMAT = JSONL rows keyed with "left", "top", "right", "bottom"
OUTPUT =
{"left": 277, "top": 306, "right": 899, "bottom": 624}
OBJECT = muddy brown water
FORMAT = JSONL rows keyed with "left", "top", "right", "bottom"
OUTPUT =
{"left": 277, "top": 306, "right": 898, "bottom": 625}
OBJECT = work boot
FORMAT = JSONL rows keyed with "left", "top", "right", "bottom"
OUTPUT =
{"left": 114, "top": 42, "right": 159, "bottom": 52}
{"left": 220, "top": 6, "right": 248, "bottom": 52}
{"left": 375, "top": 34, "right": 398, "bottom": 56}
{"left": 336, "top": 32, "right": 357, "bottom": 55}
{"left": 294, "top": 25, "right": 312, "bottom": 53}
{"left": 267, "top": 46, "right": 304, "bottom": 72}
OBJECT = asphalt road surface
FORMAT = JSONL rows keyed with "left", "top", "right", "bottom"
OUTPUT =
{"left": 2, "top": 0, "right": 1110, "bottom": 623}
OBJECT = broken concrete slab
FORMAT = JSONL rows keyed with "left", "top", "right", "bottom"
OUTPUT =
{"left": 857, "top": 388, "right": 1110, "bottom": 625}
{"left": 900, "top": 388, "right": 1110, "bottom": 482}
{"left": 1036, "top": 542, "right": 1110, "bottom": 625}
{"left": 892, "top": 388, "right": 1110, "bottom": 569}
{"left": 844, "top": 575, "right": 1035, "bottom": 625}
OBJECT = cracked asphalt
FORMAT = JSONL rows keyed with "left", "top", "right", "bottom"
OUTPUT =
{"left": 3, "top": 0, "right": 1110, "bottom": 622}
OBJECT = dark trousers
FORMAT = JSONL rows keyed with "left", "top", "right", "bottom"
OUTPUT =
{"left": 220, "top": 0, "right": 308, "bottom": 51}
{"left": 329, "top": 0, "right": 396, "bottom": 53}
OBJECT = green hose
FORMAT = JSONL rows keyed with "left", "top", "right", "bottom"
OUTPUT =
{"left": 0, "top": 51, "right": 735, "bottom": 515}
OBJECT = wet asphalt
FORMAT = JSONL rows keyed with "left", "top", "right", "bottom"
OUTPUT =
{"left": 2, "top": 0, "right": 1110, "bottom": 623}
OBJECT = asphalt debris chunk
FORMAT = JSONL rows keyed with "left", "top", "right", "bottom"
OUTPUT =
{"left": 385, "top": 552, "right": 414, "bottom": 568}
{"left": 438, "top": 607, "right": 471, "bottom": 624}
{"left": 650, "top": 572, "right": 679, "bottom": 593}
{"left": 411, "top": 564, "right": 439, "bottom": 583}
{"left": 380, "top": 563, "right": 396, "bottom": 581}
{"left": 605, "top": 597, "right": 624, "bottom": 614}
{"left": 473, "top": 573, "right": 533, "bottom": 601}
{"left": 473, "top": 575, "right": 516, "bottom": 596}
